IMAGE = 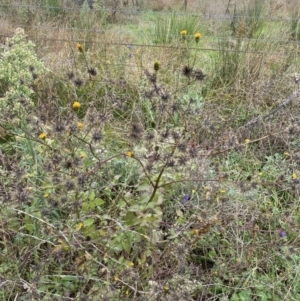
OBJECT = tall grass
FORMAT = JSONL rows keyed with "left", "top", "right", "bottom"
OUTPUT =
{"left": 231, "top": 0, "right": 266, "bottom": 38}
{"left": 152, "top": 11, "right": 200, "bottom": 44}
{"left": 290, "top": 9, "right": 300, "bottom": 41}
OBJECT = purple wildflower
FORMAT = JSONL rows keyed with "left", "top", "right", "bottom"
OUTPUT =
{"left": 278, "top": 229, "right": 287, "bottom": 238}
{"left": 183, "top": 195, "right": 190, "bottom": 203}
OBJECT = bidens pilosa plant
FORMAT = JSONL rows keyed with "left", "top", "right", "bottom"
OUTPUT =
{"left": 0, "top": 26, "right": 211, "bottom": 300}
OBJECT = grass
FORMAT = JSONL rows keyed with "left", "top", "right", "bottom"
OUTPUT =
{"left": 0, "top": 1, "right": 300, "bottom": 300}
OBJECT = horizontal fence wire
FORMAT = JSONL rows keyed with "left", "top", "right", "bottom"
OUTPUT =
{"left": 0, "top": 34, "right": 295, "bottom": 58}
{"left": 0, "top": 2, "right": 299, "bottom": 70}
{"left": 1, "top": 2, "right": 300, "bottom": 21}
{"left": 1, "top": 20, "right": 299, "bottom": 45}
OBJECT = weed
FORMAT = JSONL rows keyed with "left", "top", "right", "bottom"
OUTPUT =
{"left": 1, "top": 2, "right": 300, "bottom": 300}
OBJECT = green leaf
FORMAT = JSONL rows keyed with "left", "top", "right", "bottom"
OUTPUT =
{"left": 25, "top": 223, "right": 34, "bottom": 233}
{"left": 136, "top": 183, "right": 152, "bottom": 191}
{"left": 89, "top": 191, "right": 95, "bottom": 201}
{"left": 124, "top": 211, "right": 138, "bottom": 226}
{"left": 122, "top": 239, "right": 131, "bottom": 253}
{"left": 81, "top": 201, "right": 89, "bottom": 211}
{"left": 83, "top": 218, "right": 95, "bottom": 227}
{"left": 93, "top": 198, "right": 105, "bottom": 206}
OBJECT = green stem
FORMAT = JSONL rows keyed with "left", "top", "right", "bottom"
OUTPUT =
{"left": 191, "top": 42, "right": 199, "bottom": 69}
{"left": 146, "top": 144, "right": 177, "bottom": 205}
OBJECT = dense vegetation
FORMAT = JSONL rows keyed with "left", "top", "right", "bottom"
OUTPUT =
{"left": 0, "top": 0, "right": 300, "bottom": 300}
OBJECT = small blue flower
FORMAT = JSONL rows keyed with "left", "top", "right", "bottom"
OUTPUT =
{"left": 183, "top": 195, "right": 190, "bottom": 203}
{"left": 278, "top": 229, "right": 287, "bottom": 238}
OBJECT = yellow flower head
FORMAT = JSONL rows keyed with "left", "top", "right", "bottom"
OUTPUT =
{"left": 292, "top": 173, "right": 297, "bottom": 180}
{"left": 192, "top": 229, "right": 199, "bottom": 235}
{"left": 180, "top": 30, "right": 187, "bottom": 37}
{"left": 73, "top": 101, "right": 81, "bottom": 109}
{"left": 245, "top": 138, "right": 250, "bottom": 144}
{"left": 76, "top": 43, "right": 83, "bottom": 53}
{"left": 39, "top": 132, "right": 46, "bottom": 139}
{"left": 126, "top": 151, "right": 134, "bottom": 158}
{"left": 283, "top": 151, "right": 290, "bottom": 157}
{"left": 77, "top": 122, "right": 84, "bottom": 129}
{"left": 194, "top": 32, "right": 201, "bottom": 43}
{"left": 129, "top": 262, "right": 134, "bottom": 267}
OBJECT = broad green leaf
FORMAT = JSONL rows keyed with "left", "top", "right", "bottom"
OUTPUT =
{"left": 83, "top": 218, "right": 95, "bottom": 227}
{"left": 93, "top": 198, "right": 105, "bottom": 206}
{"left": 124, "top": 211, "right": 137, "bottom": 226}
{"left": 122, "top": 239, "right": 131, "bottom": 253}
{"left": 89, "top": 191, "right": 95, "bottom": 201}
{"left": 81, "top": 201, "right": 89, "bottom": 211}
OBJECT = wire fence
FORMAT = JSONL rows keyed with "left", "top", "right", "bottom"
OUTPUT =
{"left": 0, "top": 2, "right": 299, "bottom": 70}
{"left": 1, "top": 2, "right": 300, "bottom": 21}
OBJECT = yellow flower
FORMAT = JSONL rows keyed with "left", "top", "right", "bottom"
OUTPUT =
{"left": 194, "top": 32, "right": 201, "bottom": 43}
{"left": 114, "top": 275, "right": 119, "bottom": 282}
{"left": 284, "top": 151, "right": 290, "bottom": 157}
{"left": 192, "top": 229, "right": 199, "bottom": 235}
{"left": 220, "top": 189, "right": 226, "bottom": 194}
{"left": 245, "top": 138, "right": 250, "bottom": 144}
{"left": 76, "top": 43, "right": 83, "bottom": 53}
{"left": 73, "top": 101, "right": 81, "bottom": 109}
{"left": 258, "top": 172, "right": 263, "bottom": 176}
{"left": 126, "top": 151, "right": 134, "bottom": 158}
{"left": 180, "top": 30, "right": 187, "bottom": 37}
{"left": 77, "top": 122, "right": 84, "bottom": 129}
{"left": 129, "top": 262, "right": 134, "bottom": 267}
{"left": 292, "top": 173, "right": 297, "bottom": 180}
{"left": 39, "top": 132, "right": 46, "bottom": 139}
